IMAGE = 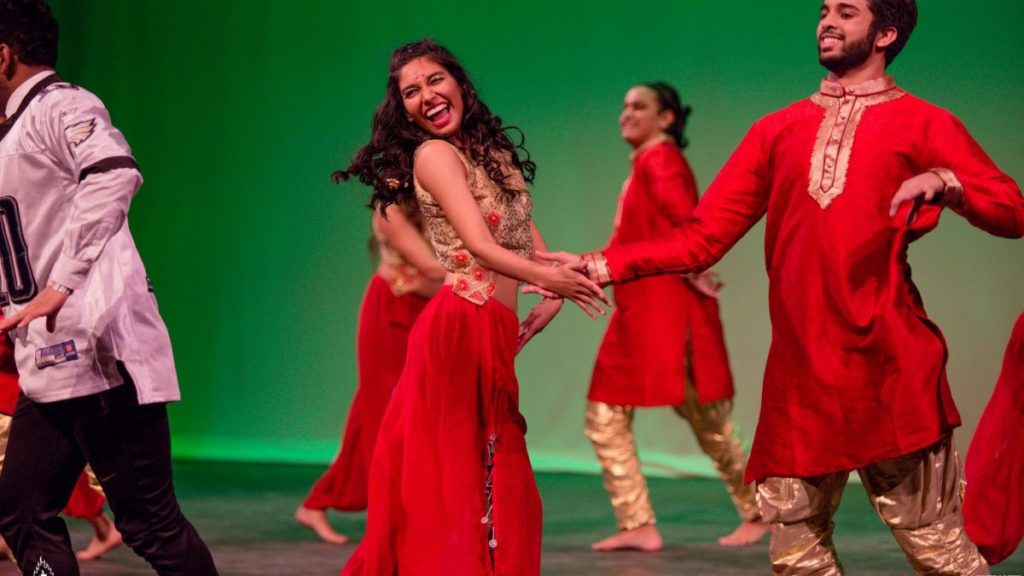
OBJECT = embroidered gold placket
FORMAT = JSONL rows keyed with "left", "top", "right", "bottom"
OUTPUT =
{"left": 809, "top": 95, "right": 865, "bottom": 208}
{"left": 808, "top": 87, "right": 905, "bottom": 209}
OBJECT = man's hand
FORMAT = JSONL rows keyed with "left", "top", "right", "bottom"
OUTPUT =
{"left": 0, "top": 287, "right": 70, "bottom": 334}
{"left": 535, "top": 250, "right": 584, "bottom": 267}
{"left": 523, "top": 250, "right": 589, "bottom": 299}
{"left": 889, "top": 171, "right": 957, "bottom": 225}
{"left": 685, "top": 271, "right": 724, "bottom": 299}
{"left": 522, "top": 251, "right": 609, "bottom": 318}
{"left": 517, "top": 298, "right": 564, "bottom": 354}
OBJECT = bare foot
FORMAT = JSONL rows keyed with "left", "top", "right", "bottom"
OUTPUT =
{"left": 591, "top": 524, "right": 663, "bottom": 552}
{"left": 76, "top": 512, "right": 123, "bottom": 560}
{"left": 717, "top": 519, "right": 769, "bottom": 547}
{"left": 295, "top": 506, "right": 349, "bottom": 545}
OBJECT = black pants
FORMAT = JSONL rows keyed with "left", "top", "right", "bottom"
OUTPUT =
{"left": 0, "top": 380, "right": 218, "bottom": 576}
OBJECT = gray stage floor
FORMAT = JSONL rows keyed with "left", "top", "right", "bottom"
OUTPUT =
{"left": 0, "top": 461, "right": 1020, "bottom": 575}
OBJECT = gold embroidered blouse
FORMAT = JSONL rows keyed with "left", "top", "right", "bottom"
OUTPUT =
{"left": 413, "top": 140, "right": 534, "bottom": 305}
{"left": 372, "top": 214, "right": 429, "bottom": 297}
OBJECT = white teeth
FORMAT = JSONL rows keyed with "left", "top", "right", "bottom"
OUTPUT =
{"left": 426, "top": 103, "right": 448, "bottom": 119}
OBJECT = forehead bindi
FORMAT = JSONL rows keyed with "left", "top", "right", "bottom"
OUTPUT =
{"left": 398, "top": 58, "right": 445, "bottom": 90}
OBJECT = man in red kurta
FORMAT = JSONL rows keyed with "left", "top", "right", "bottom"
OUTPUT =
{"left": 548, "top": 0, "right": 1022, "bottom": 573}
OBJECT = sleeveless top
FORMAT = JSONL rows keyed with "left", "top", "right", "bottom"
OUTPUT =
{"left": 371, "top": 213, "right": 431, "bottom": 297}
{"left": 413, "top": 140, "right": 534, "bottom": 305}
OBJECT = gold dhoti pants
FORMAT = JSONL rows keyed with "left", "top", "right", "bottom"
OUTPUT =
{"left": 0, "top": 413, "right": 10, "bottom": 472}
{"left": 757, "top": 436, "right": 988, "bottom": 575}
{"left": 585, "top": 391, "right": 759, "bottom": 531}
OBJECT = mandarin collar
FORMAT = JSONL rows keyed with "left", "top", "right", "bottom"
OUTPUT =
{"left": 818, "top": 75, "right": 897, "bottom": 99}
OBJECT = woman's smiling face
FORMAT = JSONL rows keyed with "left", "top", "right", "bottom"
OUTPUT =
{"left": 397, "top": 57, "right": 465, "bottom": 139}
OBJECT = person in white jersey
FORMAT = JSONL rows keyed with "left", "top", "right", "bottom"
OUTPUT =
{"left": 0, "top": 1, "right": 218, "bottom": 574}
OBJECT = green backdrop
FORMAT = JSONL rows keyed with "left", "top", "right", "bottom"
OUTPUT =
{"left": 47, "top": 1, "right": 1023, "bottom": 477}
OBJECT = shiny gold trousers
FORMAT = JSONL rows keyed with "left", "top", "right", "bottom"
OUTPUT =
{"left": 585, "top": 395, "right": 759, "bottom": 531}
{"left": 757, "top": 436, "right": 988, "bottom": 575}
{"left": 0, "top": 413, "right": 10, "bottom": 472}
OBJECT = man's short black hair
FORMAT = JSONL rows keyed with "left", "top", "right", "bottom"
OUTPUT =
{"left": 0, "top": 0, "right": 58, "bottom": 68}
{"left": 866, "top": 0, "right": 917, "bottom": 66}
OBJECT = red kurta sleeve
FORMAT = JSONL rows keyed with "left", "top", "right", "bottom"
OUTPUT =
{"left": 925, "top": 112, "right": 1024, "bottom": 238}
{"left": 604, "top": 121, "right": 771, "bottom": 282}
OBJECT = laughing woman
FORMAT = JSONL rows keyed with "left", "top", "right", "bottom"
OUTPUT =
{"left": 335, "top": 39, "right": 607, "bottom": 575}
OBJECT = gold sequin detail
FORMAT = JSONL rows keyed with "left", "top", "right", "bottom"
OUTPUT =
{"left": 414, "top": 141, "right": 533, "bottom": 305}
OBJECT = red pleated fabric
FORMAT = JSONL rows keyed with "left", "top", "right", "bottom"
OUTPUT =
{"left": 62, "top": 471, "right": 105, "bottom": 519}
{"left": 0, "top": 327, "right": 19, "bottom": 415}
{"left": 304, "top": 274, "right": 429, "bottom": 511}
{"left": 964, "top": 311, "right": 1024, "bottom": 565}
{"left": 341, "top": 287, "right": 542, "bottom": 576}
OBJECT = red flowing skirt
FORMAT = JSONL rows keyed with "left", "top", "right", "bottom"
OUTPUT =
{"left": 63, "top": 471, "right": 105, "bottom": 519}
{"left": 304, "top": 274, "right": 429, "bottom": 512}
{"left": 341, "top": 288, "right": 542, "bottom": 576}
{"left": 964, "top": 311, "right": 1024, "bottom": 565}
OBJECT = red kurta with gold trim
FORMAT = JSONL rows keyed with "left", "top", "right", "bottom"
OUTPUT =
{"left": 590, "top": 140, "right": 733, "bottom": 407}
{"left": 602, "top": 77, "right": 1024, "bottom": 482}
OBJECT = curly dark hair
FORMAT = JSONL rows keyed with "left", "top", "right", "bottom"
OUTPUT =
{"left": 333, "top": 38, "right": 535, "bottom": 215}
{"left": 866, "top": 0, "right": 917, "bottom": 66}
{"left": 0, "top": 0, "right": 58, "bottom": 68}
{"left": 639, "top": 82, "right": 692, "bottom": 150}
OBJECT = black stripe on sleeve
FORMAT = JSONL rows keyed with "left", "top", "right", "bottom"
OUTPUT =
{"left": 78, "top": 156, "right": 139, "bottom": 183}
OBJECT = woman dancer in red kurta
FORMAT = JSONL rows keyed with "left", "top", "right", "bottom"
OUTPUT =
{"left": 964, "top": 311, "right": 1024, "bottom": 565}
{"left": 334, "top": 39, "right": 606, "bottom": 575}
{"left": 586, "top": 83, "right": 765, "bottom": 551}
{"left": 295, "top": 202, "right": 444, "bottom": 544}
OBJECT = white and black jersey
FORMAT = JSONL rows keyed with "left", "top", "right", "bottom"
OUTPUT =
{"left": 0, "top": 71, "right": 179, "bottom": 404}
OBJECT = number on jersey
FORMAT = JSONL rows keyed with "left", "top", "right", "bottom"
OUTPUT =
{"left": 0, "top": 196, "right": 38, "bottom": 305}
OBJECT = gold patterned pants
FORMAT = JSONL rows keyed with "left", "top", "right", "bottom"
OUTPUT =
{"left": 757, "top": 436, "right": 988, "bottom": 575}
{"left": 585, "top": 394, "right": 759, "bottom": 531}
